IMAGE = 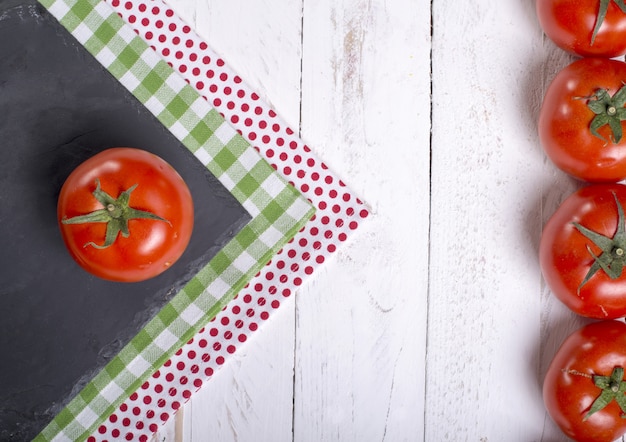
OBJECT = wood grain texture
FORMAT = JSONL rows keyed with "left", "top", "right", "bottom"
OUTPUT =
{"left": 150, "top": 0, "right": 620, "bottom": 440}
{"left": 294, "top": 0, "right": 429, "bottom": 441}
{"left": 427, "top": 0, "right": 578, "bottom": 440}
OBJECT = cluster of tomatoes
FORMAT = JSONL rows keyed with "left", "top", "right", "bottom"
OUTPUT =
{"left": 537, "top": 1, "right": 626, "bottom": 441}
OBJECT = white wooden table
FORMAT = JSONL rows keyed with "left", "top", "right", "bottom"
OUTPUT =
{"left": 148, "top": 0, "right": 591, "bottom": 440}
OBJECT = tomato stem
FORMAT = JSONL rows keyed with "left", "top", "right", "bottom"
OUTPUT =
{"left": 586, "top": 86, "right": 626, "bottom": 144}
{"left": 583, "top": 366, "right": 626, "bottom": 421}
{"left": 592, "top": 0, "right": 626, "bottom": 45}
{"left": 573, "top": 192, "right": 626, "bottom": 293}
{"left": 61, "top": 179, "right": 171, "bottom": 249}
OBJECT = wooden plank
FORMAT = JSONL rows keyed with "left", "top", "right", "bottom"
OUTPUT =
{"left": 427, "top": 1, "right": 581, "bottom": 440}
{"left": 294, "top": 0, "right": 431, "bottom": 440}
{"left": 163, "top": 0, "right": 305, "bottom": 440}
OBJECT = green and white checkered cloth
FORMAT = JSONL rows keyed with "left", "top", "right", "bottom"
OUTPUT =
{"left": 33, "top": 0, "right": 314, "bottom": 440}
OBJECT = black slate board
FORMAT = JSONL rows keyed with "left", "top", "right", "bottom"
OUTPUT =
{"left": 0, "top": 1, "right": 251, "bottom": 439}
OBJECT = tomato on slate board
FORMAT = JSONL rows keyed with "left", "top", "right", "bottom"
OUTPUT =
{"left": 539, "top": 57, "right": 626, "bottom": 183}
{"left": 536, "top": 0, "right": 626, "bottom": 58}
{"left": 544, "top": 320, "right": 626, "bottom": 442}
{"left": 57, "top": 147, "right": 194, "bottom": 282}
{"left": 540, "top": 184, "right": 626, "bottom": 319}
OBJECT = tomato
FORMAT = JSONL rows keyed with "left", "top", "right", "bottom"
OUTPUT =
{"left": 539, "top": 57, "right": 626, "bottom": 183}
{"left": 536, "top": 0, "right": 626, "bottom": 57}
{"left": 540, "top": 184, "right": 626, "bottom": 319}
{"left": 57, "top": 147, "right": 194, "bottom": 282}
{"left": 544, "top": 320, "right": 626, "bottom": 442}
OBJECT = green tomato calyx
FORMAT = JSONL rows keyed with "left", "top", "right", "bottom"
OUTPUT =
{"left": 573, "top": 192, "right": 626, "bottom": 293}
{"left": 592, "top": 0, "right": 626, "bottom": 45}
{"left": 61, "top": 179, "right": 171, "bottom": 249}
{"left": 583, "top": 367, "right": 626, "bottom": 420}
{"left": 586, "top": 85, "right": 626, "bottom": 144}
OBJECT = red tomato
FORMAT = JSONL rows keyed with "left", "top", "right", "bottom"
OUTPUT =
{"left": 540, "top": 184, "right": 626, "bottom": 319}
{"left": 544, "top": 320, "right": 626, "bottom": 442}
{"left": 539, "top": 58, "right": 626, "bottom": 183}
{"left": 57, "top": 147, "right": 194, "bottom": 282}
{"left": 536, "top": 0, "right": 626, "bottom": 57}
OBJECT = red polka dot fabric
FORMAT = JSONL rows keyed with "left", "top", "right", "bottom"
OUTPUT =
{"left": 90, "top": 1, "right": 370, "bottom": 439}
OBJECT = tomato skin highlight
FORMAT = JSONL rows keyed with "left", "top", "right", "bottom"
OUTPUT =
{"left": 544, "top": 321, "right": 626, "bottom": 442}
{"left": 540, "top": 184, "right": 626, "bottom": 319}
{"left": 537, "top": 0, "right": 626, "bottom": 58}
{"left": 57, "top": 148, "right": 194, "bottom": 282}
{"left": 539, "top": 57, "right": 626, "bottom": 183}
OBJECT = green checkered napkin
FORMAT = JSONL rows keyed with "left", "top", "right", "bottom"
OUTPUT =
{"left": 33, "top": 0, "right": 314, "bottom": 440}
